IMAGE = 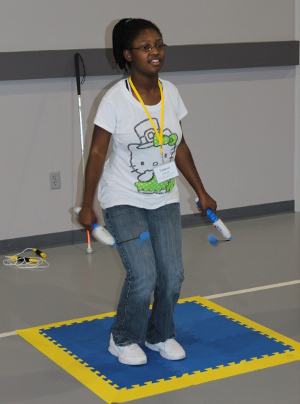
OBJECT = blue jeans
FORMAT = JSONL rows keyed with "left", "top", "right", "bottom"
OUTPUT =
{"left": 103, "top": 203, "right": 184, "bottom": 346}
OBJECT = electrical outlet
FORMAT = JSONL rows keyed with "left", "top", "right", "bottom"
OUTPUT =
{"left": 50, "top": 171, "right": 61, "bottom": 189}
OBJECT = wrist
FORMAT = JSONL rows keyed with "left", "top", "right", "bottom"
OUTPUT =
{"left": 81, "top": 202, "right": 93, "bottom": 210}
{"left": 196, "top": 188, "right": 207, "bottom": 198}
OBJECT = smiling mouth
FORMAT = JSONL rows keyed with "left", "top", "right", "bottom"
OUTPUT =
{"left": 150, "top": 59, "right": 160, "bottom": 64}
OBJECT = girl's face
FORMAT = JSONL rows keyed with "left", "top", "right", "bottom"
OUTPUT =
{"left": 124, "top": 28, "right": 165, "bottom": 77}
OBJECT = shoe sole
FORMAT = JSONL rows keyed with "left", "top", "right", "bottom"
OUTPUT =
{"left": 108, "top": 344, "right": 147, "bottom": 366}
{"left": 160, "top": 351, "right": 186, "bottom": 360}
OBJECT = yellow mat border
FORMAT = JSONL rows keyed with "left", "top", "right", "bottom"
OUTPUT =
{"left": 16, "top": 296, "right": 300, "bottom": 403}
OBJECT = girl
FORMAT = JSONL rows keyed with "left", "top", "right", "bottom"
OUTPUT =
{"left": 79, "top": 18, "right": 217, "bottom": 366}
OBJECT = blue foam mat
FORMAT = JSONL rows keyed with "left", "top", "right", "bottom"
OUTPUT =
{"left": 39, "top": 301, "right": 293, "bottom": 389}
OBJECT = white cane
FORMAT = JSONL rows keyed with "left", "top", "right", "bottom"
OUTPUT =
{"left": 74, "top": 53, "right": 92, "bottom": 253}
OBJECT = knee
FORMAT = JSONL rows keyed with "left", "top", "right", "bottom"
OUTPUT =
{"left": 129, "top": 268, "right": 156, "bottom": 296}
{"left": 161, "top": 267, "right": 184, "bottom": 295}
{"left": 142, "top": 271, "right": 157, "bottom": 293}
{"left": 172, "top": 272, "right": 184, "bottom": 293}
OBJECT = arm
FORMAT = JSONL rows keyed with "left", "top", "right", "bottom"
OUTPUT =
{"left": 79, "top": 125, "right": 111, "bottom": 229}
{"left": 175, "top": 133, "right": 217, "bottom": 216}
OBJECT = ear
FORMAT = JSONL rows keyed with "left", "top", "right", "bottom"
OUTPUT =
{"left": 123, "top": 49, "right": 132, "bottom": 62}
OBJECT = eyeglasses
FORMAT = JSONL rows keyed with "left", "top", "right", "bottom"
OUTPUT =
{"left": 130, "top": 44, "right": 167, "bottom": 52}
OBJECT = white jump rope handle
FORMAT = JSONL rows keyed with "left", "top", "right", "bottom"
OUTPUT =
{"left": 195, "top": 197, "right": 232, "bottom": 240}
{"left": 74, "top": 208, "right": 116, "bottom": 246}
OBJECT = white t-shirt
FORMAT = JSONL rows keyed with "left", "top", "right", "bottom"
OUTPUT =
{"left": 94, "top": 78, "right": 188, "bottom": 209}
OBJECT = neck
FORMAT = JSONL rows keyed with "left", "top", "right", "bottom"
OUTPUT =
{"left": 129, "top": 74, "right": 161, "bottom": 106}
{"left": 130, "top": 72, "right": 159, "bottom": 93}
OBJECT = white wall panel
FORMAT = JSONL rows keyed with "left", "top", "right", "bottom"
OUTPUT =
{"left": 0, "top": 0, "right": 294, "bottom": 52}
{"left": 0, "top": 1, "right": 296, "bottom": 239}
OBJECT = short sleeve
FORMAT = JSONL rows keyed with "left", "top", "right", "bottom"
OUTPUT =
{"left": 162, "top": 80, "right": 188, "bottom": 122}
{"left": 93, "top": 98, "right": 117, "bottom": 134}
{"left": 177, "top": 92, "right": 188, "bottom": 122}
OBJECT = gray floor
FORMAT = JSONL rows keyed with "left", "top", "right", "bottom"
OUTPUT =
{"left": 1, "top": 213, "right": 299, "bottom": 404}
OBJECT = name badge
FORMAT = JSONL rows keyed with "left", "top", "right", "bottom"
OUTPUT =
{"left": 154, "top": 161, "right": 179, "bottom": 183}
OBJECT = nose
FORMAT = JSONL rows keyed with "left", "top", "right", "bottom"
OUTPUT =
{"left": 150, "top": 45, "right": 159, "bottom": 55}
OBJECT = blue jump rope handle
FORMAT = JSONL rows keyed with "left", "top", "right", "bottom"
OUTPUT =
{"left": 74, "top": 208, "right": 116, "bottom": 246}
{"left": 206, "top": 208, "right": 218, "bottom": 223}
{"left": 195, "top": 197, "right": 232, "bottom": 240}
{"left": 76, "top": 210, "right": 149, "bottom": 246}
{"left": 91, "top": 222, "right": 99, "bottom": 231}
{"left": 195, "top": 198, "right": 217, "bottom": 222}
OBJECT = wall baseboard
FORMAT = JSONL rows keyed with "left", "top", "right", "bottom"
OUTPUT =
{"left": 181, "top": 200, "right": 294, "bottom": 228}
{"left": 0, "top": 200, "right": 294, "bottom": 254}
{"left": 0, "top": 41, "right": 298, "bottom": 81}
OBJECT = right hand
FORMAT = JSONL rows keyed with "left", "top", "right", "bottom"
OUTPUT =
{"left": 78, "top": 207, "right": 98, "bottom": 231}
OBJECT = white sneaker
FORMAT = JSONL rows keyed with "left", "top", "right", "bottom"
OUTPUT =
{"left": 108, "top": 334, "right": 147, "bottom": 365}
{"left": 145, "top": 338, "right": 186, "bottom": 360}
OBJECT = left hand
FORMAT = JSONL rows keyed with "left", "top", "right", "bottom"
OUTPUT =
{"left": 196, "top": 191, "right": 217, "bottom": 217}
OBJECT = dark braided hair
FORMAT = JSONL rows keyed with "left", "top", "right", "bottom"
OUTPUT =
{"left": 112, "top": 18, "right": 163, "bottom": 72}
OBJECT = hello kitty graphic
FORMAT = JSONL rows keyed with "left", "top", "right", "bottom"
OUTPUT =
{"left": 128, "top": 118, "right": 178, "bottom": 194}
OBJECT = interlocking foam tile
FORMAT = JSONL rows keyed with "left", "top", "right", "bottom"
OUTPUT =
{"left": 16, "top": 296, "right": 300, "bottom": 403}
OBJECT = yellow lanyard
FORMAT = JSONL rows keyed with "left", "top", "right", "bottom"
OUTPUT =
{"left": 129, "top": 77, "right": 164, "bottom": 158}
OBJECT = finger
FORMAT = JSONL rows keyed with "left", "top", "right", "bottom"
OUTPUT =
{"left": 78, "top": 216, "right": 93, "bottom": 231}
